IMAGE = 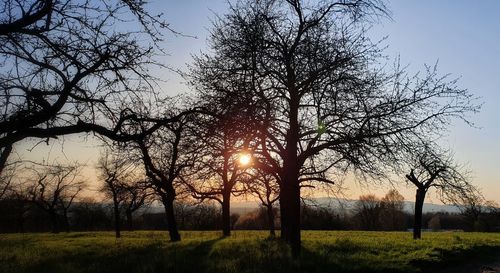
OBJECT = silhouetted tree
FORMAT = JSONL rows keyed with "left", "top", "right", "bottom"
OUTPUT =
{"left": 405, "top": 146, "right": 474, "bottom": 239}
{"left": 453, "top": 190, "right": 498, "bottom": 231}
{"left": 58, "top": 185, "right": 82, "bottom": 232}
{"left": 122, "top": 181, "right": 152, "bottom": 231}
{"left": 183, "top": 112, "right": 253, "bottom": 237}
{"left": 131, "top": 113, "right": 195, "bottom": 242}
{"left": 174, "top": 201, "right": 221, "bottom": 230}
{"left": 25, "top": 163, "right": 84, "bottom": 233}
{"left": 0, "top": 0, "right": 169, "bottom": 174}
{"left": 380, "top": 189, "right": 406, "bottom": 230}
{"left": 353, "top": 194, "right": 381, "bottom": 230}
{"left": 190, "top": 0, "right": 478, "bottom": 256}
{"left": 185, "top": 59, "right": 261, "bottom": 237}
{"left": 97, "top": 151, "right": 130, "bottom": 238}
{"left": 428, "top": 214, "right": 441, "bottom": 231}
{"left": 244, "top": 170, "right": 280, "bottom": 236}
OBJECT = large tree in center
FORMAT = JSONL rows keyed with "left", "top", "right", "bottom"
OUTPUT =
{"left": 190, "top": 0, "right": 478, "bottom": 257}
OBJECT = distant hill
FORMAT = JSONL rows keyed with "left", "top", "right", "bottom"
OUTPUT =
{"left": 230, "top": 197, "right": 461, "bottom": 215}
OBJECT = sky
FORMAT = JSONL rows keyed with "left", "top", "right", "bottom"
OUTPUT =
{"left": 17, "top": 0, "right": 500, "bottom": 204}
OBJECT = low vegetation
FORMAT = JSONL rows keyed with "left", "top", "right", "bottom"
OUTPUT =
{"left": 1, "top": 231, "right": 499, "bottom": 273}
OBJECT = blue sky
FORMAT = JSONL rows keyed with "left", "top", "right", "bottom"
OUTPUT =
{"left": 19, "top": 0, "right": 500, "bottom": 203}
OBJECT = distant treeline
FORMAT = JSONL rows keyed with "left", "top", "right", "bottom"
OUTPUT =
{"left": 1, "top": 193, "right": 498, "bottom": 233}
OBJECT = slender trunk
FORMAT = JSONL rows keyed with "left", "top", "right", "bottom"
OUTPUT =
{"left": 222, "top": 191, "right": 231, "bottom": 237}
{"left": 413, "top": 188, "right": 426, "bottom": 239}
{"left": 161, "top": 193, "right": 180, "bottom": 241}
{"left": 50, "top": 210, "right": 59, "bottom": 233}
{"left": 126, "top": 209, "right": 133, "bottom": 231}
{"left": 113, "top": 195, "right": 121, "bottom": 238}
{"left": 267, "top": 205, "right": 276, "bottom": 237}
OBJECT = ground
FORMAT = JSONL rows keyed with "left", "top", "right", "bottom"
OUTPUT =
{"left": 0, "top": 231, "right": 499, "bottom": 273}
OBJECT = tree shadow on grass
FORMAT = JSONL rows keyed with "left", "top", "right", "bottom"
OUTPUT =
{"left": 19, "top": 237, "right": 223, "bottom": 273}
{"left": 410, "top": 245, "right": 500, "bottom": 273}
{"left": 9, "top": 234, "right": 500, "bottom": 273}
{"left": 297, "top": 241, "right": 412, "bottom": 273}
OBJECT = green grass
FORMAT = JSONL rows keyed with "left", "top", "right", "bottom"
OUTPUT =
{"left": 0, "top": 230, "right": 499, "bottom": 273}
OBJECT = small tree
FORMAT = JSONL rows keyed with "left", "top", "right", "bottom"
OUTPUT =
{"left": 405, "top": 146, "right": 474, "bottom": 239}
{"left": 454, "top": 190, "right": 498, "bottom": 231}
{"left": 97, "top": 151, "right": 130, "bottom": 238}
{"left": 122, "top": 181, "right": 152, "bottom": 231}
{"left": 183, "top": 126, "right": 251, "bottom": 237}
{"left": 183, "top": 76, "right": 259, "bottom": 237}
{"left": 428, "top": 215, "right": 441, "bottom": 231}
{"left": 133, "top": 116, "right": 195, "bottom": 241}
{"left": 26, "top": 163, "right": 85, "bottom": 233}
{"left": 244, "top": 170, "right": 280, "bottom": 236}
{"left": 353, "top": 194, "right": 381, "bottom": 230}
{"left": 380, "top": 189, "right": 406, "bottom": 230}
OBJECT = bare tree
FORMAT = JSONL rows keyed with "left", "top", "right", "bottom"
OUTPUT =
{"left": 25, "top": 163, "right": 85, "bottom": 233}
{"left": 379, "top": 189, "right": 406, "bottom": 231}
{"left": 405, "top": 146, "right": 474, "bottom": 239}
{"left": 58, "top": 182, "right": 83, "bottom": 232}
{"left": 0, "top": 0, "right": 170, "bottom": 174}
{"left": 189, "top": 0, "right": 479, "bottom": 256}
{"left": 97, "top": 151, "right": 130, "bottom": 238}
{"left": 127, "top": 113, "right": 195, "bottom": 242}
{"left": 353, "top": 194, "right": 381, "bottom": 230}
{"left": 452, "top": 189, "right": 497, "bottom": 231}
{"left": 98, "top": 150, "right": 152, "bottom": 236}
{"left": 122, "top": 180, "right": 152, "bottom": 231}
{"left": 182, "top": 107, "right": 255, "bottom": 237}
{"left": 244, "top": 170, "right": 280, "bottom": 236}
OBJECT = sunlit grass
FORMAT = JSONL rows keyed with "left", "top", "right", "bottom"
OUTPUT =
{"left": 0, "top": 230, "right": 499, "bottom": 273}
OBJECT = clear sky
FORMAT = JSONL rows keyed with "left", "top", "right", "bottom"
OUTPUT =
{"left": 17, "top": 0, "right": 500, "bottom": 203}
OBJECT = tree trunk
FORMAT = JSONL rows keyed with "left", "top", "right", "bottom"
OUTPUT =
{"left": 113, "top": 195, "right": 121, "bottom": 238}
{"left": 281, "top": 163, "right": 301, "bottom": 258}
{"left": 50, "top": 210, "right": 59, "bottom": 233}
{"left": 281, "top": 92, "right": 301, "bottom": 258}
{"left": 161, "top": 193, "right": 181, "bottom": 241}
{"left": 413, "top": 188, "right": 426, "bottom": 239}
{"left": 126, "top": 209, "right": 133, "bottom": 231}
{"left": 222, "top": 191, "right": 231, "bottom": 237}
{"left": 267, "top": 205, "right": 276, "bottom": 237}
{"left": 279, "top": 186, "right": 288, "bottom": 239}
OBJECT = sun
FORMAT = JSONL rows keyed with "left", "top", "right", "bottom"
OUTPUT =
{"left": 238, "top": 153, "right": 251, "bottom": 166}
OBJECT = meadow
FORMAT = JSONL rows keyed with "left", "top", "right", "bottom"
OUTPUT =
{"left": 0, "top": 231, "right": 499, "bottom": 273}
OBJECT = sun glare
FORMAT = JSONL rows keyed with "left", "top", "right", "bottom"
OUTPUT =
{"left": 238, "top": 153, "right": 251, "bottom": 166}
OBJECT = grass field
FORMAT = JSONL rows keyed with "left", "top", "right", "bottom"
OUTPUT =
{"left": 1, "top": 231, "right": 500, "bottom": 273}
